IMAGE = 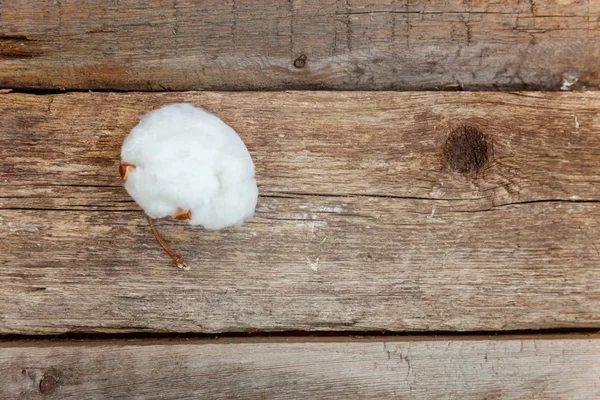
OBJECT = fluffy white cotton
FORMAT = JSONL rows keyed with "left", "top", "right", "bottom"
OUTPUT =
{"left": 120, "top": 103, "right": 258, "bottom": 230}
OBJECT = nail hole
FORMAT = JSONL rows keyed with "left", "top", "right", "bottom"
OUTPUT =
{"left": 444, "top": 126, "right": 491, "bottom": 174}
{"left": 293, "top": 54, "right": 307, "bottom": 69}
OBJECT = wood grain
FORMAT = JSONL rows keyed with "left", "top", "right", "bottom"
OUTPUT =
{"left": 1, "top": 337, "right": 599, "bottom": 399}
{"left": 0, "top": 0, "right": 598, "bottom": 90}
{"left": 1, "top": 91, "right": 599, "bottom": 334}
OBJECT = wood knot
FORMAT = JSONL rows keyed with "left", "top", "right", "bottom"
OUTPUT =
{"left": 39, "top": 374, "right": 60, "bottom": 395}
{"left": 293, "top": 54, "right": 307, "bottom": 69}
{"left": 444, "top": 126, "right": 491, "bottom": 174}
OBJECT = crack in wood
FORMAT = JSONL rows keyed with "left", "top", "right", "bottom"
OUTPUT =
{"left": 0, "top": 35, "right": 34, "bottom": 41}
{"left": 1, "top": 198, "right": 598, "bottom": 213}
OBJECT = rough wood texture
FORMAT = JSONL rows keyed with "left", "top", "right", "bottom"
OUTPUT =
{"left": 0, "top": 0, "right": 598, "bottom": 90}
{"left": 1, "top": 337, "right": 599, "bottom": 399}
{"left": 1, "top": 91, "right": 600, "bottom": 334}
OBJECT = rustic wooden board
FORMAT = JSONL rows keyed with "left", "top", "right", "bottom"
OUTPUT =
{"left": 1, "top": 337, "right": 599, "bottom": 399}
{"left": 0, "top": 0, "right": 598, "bottom": 90}
{"left": 1, "top": 91, "right": 599, "bottom": 334}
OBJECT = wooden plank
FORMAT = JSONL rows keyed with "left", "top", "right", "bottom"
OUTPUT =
{"left": 0, "top": 0, "right": 598, "bottom": 90}
{"left": 1, "top": 336, "right": 599, "bottom": 399}
{"left": 1, "top": 91, "right": 600, "bottom": 334}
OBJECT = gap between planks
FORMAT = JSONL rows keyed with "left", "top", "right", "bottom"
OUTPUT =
{"left": 1, "top": 332, "right": 599, "bottom": 347}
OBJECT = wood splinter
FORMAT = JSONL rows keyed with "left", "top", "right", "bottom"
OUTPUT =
{"left": 148, "top": 217, "right": 190, "bottom": 271}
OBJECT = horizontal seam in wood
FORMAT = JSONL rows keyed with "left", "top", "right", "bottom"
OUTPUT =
{"left": 1, "top": 328, "right": 599, "bottom": 344}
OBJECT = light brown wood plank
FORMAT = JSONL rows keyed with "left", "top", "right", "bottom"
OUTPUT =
{"left": 1, "top": 337, "right": 599, "bottom": 399}
{"left": 0, "top": 0, "right": 598, "bottom": 90}
{"left": 1, "top": 91, "right": 599, "bottom": 334}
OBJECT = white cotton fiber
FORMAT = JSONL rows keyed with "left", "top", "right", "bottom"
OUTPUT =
{"left": 120, "top": 103, "right": 258, "bottom": 230}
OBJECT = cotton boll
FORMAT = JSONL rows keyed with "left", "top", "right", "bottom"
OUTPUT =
{"left": 120, "top": 103, "right": 258, "bottom": 231}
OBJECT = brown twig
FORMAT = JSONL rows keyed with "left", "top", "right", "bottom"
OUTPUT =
{"left": 147, "top": 217, "right": 189, "bottom": 270}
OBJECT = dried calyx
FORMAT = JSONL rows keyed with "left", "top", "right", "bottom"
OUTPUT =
{"left": 119, "top": 162, "right": 136, "bottom": 180}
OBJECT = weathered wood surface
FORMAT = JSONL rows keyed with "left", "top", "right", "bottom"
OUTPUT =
{"left": 1, "top": 91, "right": 600, "bottom": 334}
{"left": 1, "top": 337, "right": 599, "bottom": 399}
{"left": 0, "top": 0, "right": 598, "bottom": 91}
